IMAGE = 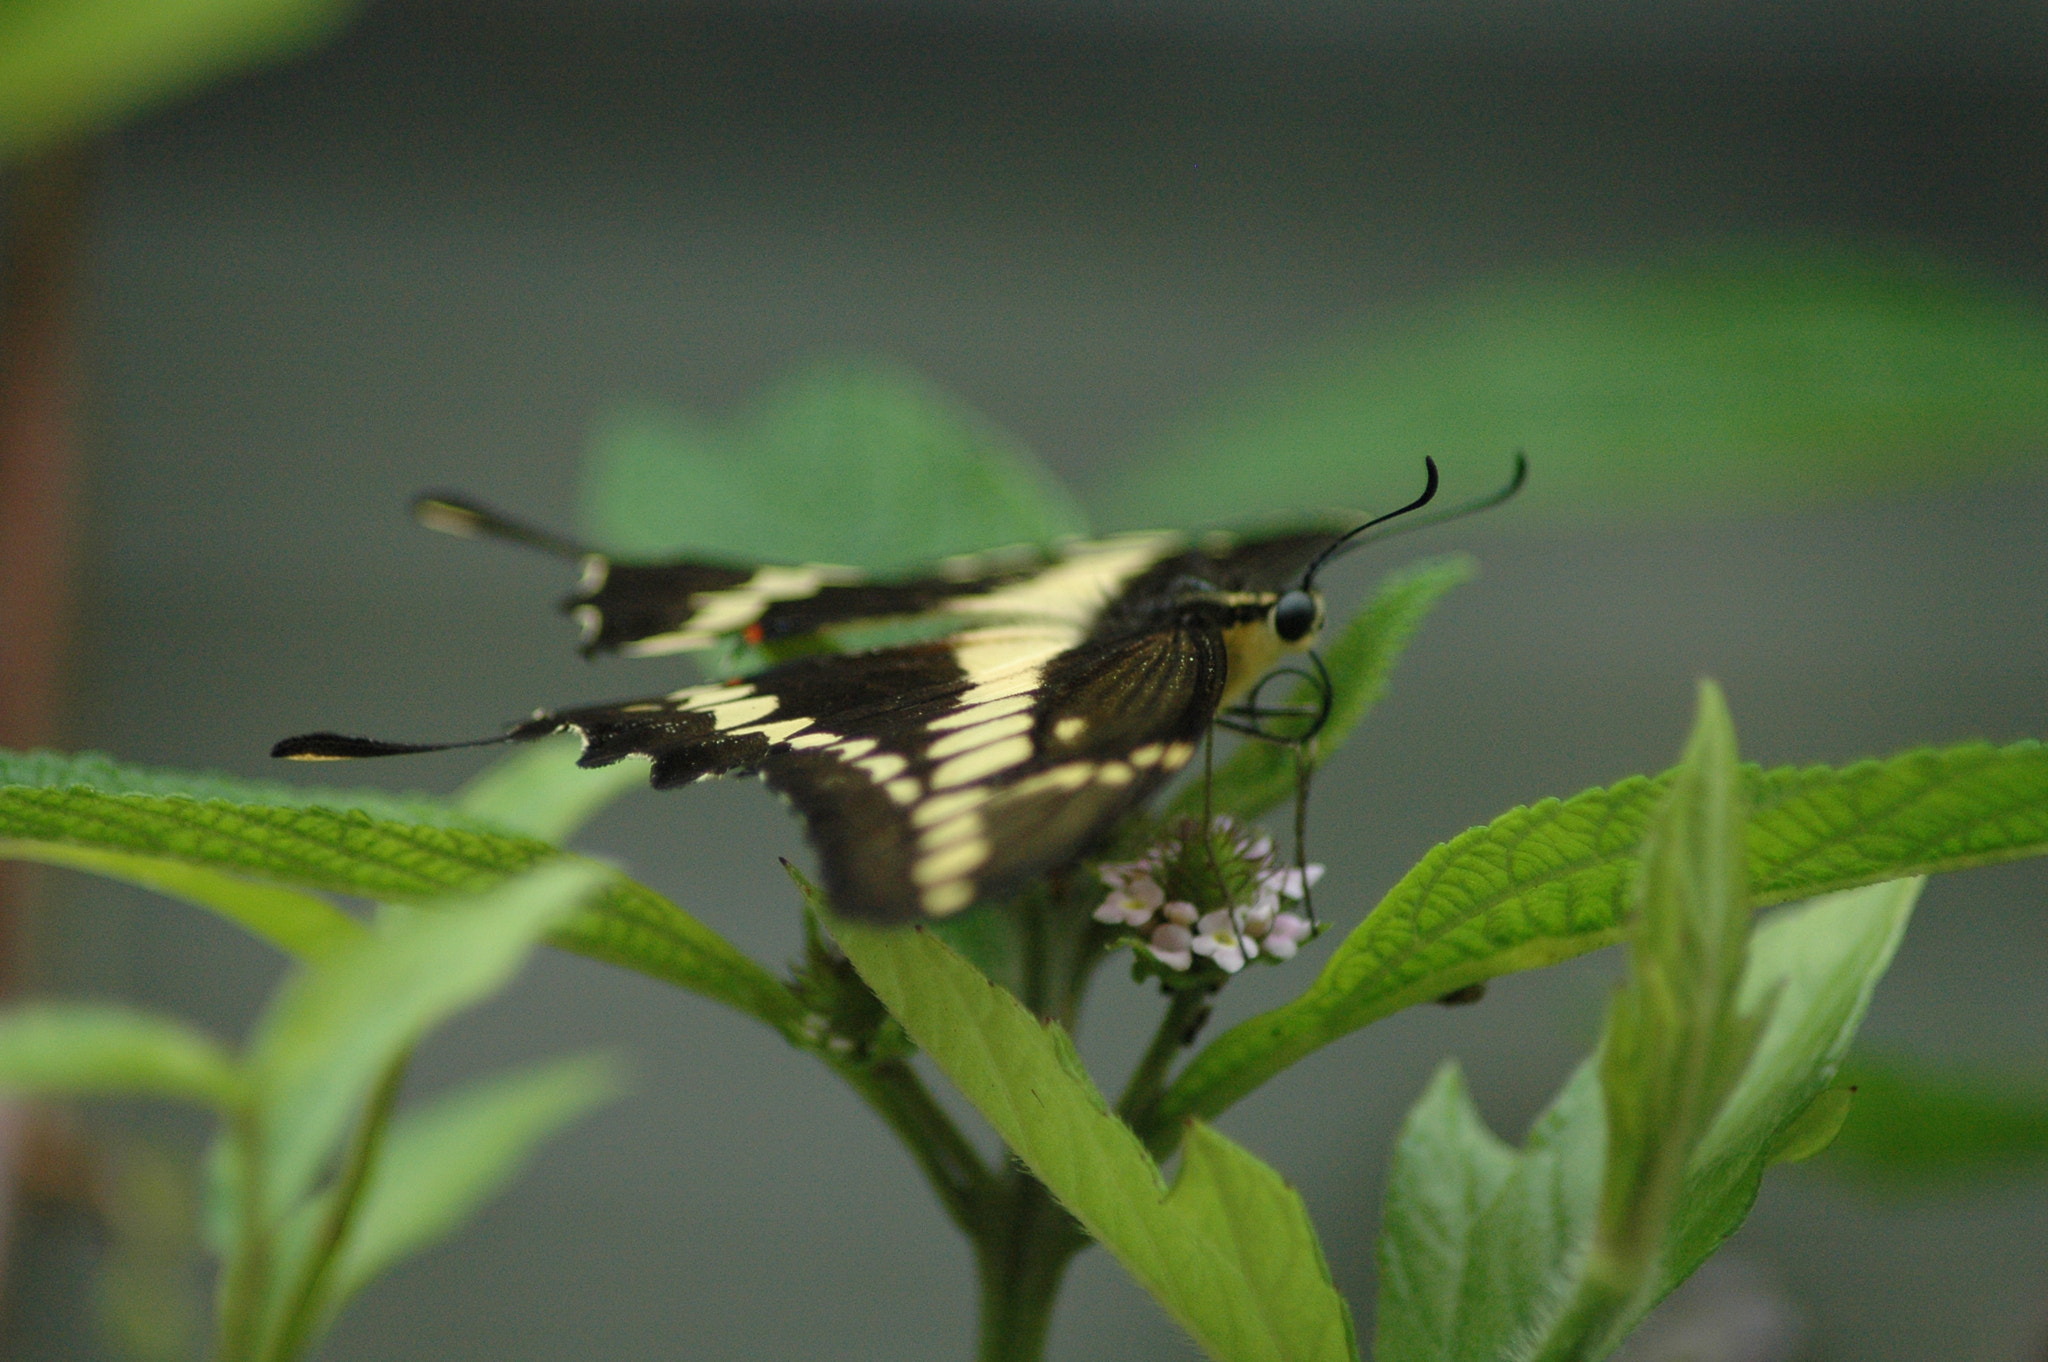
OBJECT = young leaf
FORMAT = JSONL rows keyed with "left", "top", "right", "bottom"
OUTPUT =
{"left": 1597, "top": 687, "right": 1757, "bottom": 1270}
{"left": 0, "top": 1002, "right": 244, "bottom": 1109}
{"left": 0, "top": 748, "right": 807, "bottom": 1037}
{"left": 324, "top": 1053, "right": 623, "bottom": 1310}
{"left": 1817, "top": 1050, "right": 2048, "bottom": 1189}
{"left": 1438, "top": 1060, "right": 1606, "bottom": 1361}
{"left": 1109, "top": 244, "right": 2048, "bottom": 525}
{"left": 1167, "top": 555, "right": 1476, "bottom": 823}
{"left": 1372, "top": 1063, "right": 1518, "bottom": 1362}
{"left": 248, "top": 861, "right": 606, "bottom": 1222}
{"left": 831, "top": 916, "right": 1358, "bottom": 1362}
{"left": 1373, "top": 879, "right": 1919, "bottom": 1361}
{"left": 1148, "top": 738, "right": 2048, "bottom": 1142}
{"left": 0, "top": 838, "right": 363, "bottom": 962}
{"left": 581, "top": 357, "right": 1087, "bottom": 569}
{"left": 1527, "top": 682, "right": 1761, "bottom": 1358}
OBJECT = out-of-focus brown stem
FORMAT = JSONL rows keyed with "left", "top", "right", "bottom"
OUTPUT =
{"left": 1, "top": 144, "right": 90, "bottom": 772}
{"left": 0, "top": 138, "right": 95, "bottom": 1312}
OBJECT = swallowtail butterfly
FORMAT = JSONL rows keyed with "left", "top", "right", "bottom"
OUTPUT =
{"left": 275, "top": 457, "right": 1524, "bottom": 922}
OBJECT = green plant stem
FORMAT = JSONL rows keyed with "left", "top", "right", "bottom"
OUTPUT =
{"left": 839, "top": 1054, "right": 992, "bottom": 1236}
{"left": 264, "top": 1048, "right": 412, "bottom": 1361}
{"left": 1116, "top": 986, "right": 1212, "bottom": 1132}
{"left": 1525, "top": 1259, "right": 1639, "bottom": 1362}
{"left": 972, "top": 1168, "right": 1087, "bottom": 1362}
{"left": 214, "top": 1106, "right": 269, "bottom": 1362}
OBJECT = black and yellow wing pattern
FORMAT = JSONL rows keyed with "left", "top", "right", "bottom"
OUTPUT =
{"left": 278, "top": 460, "right": 1520, "bottom": 922}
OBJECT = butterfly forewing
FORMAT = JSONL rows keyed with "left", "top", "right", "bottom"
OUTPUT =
{"left": 565, "top": 528, "right": 1338, "bottom": 659}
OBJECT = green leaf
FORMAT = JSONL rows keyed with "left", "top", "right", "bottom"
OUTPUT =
{"left": 1818, "top": 1051, "right": 2048, "bottom": 1188}
{"left": 453, "top": 733, "right": 647, "bottom": 844}
{"left": 0, "top": 0, "right": 355, "bottom": 161}
{"left": 0, "top": 1002, "right": 244, "bottom": 1108}
{"left": 249, "top": 861, "right": 605, "bottom": 1221}
{"left": 1106, "top": 244, "right": 2048, "bottom": 526}
{"left": 0, "top": 748, "right": 807, "bottom": 1037}
{"left": 0, "top": 838, "right": 362, "bottom": 961}
{"left": 1373, "top": 878, "right": 1918, "bottom": 1361}
{"left": 582, "top": 357, "right": 1088, "bottom": 569}
{"left": 326, "top": 1053, "right": 622, "bottom": 1309}
{"left": 1148, "top": 739, "right": 2048, "bottom": 1142}
{"left": 1372, "top": 1063, "right": 1518, "bottom": 1362}
{"left": 832, "top": 917, "right": 1357, "bottom": 1362}
{"left": 1167, "top": 555, "right": 1476, "bottom": 823}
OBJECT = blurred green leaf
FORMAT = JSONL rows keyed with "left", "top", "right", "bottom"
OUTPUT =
{"left": 1148, "top": 739, "right": 2048, "bottom": 1143}
{"left": 0, "top": 0, "right": 354, "bottom": 162}
{"left": 248, "top": 861, "right": 604, "bottom": 1221}
{"left": 0, "top": 838, "right": 362, "bottom": 961}
{"left": 1666, "top": 880, "right": 1919, "bottom": 1277}
{"left": 1169, "top": 555, "right": 1475, "bottom": 824}
{"left": 0, "top": 747, "right": 808, "bottom": 1037}
{"left": 0, "top": 1002, "right": 243, "bottom": 1108}
{"left": 326, "top": 1053, "right": 622, "bottom": 1309}
{"left": 1374, "top": 878, "right": 1918, "bottom": 1361}
{"left": 1763, "top": 1086, "right": 1855, "bottom": 1166}
{"left": 94, "top": 1137, "right": 204, "bottom": 1362}
{"left": 581, "top": 356, "right": 1088, "bottom": 569}
{"left": 833, "top": 916, "right": 1357, "bottom": 1362}
{"left": 1108, "top": 244, "right": 2048, "bottom": 525}
{"left": 1819, "top": 1051, "right": 2048, "bottom": 1188}
{"left": 453, "top": 733, "right": 647, "bottom": 844}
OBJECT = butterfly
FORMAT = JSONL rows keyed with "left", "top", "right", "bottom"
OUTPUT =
{"left": 275, "top": 456, "right": 1525, "bottom": 923}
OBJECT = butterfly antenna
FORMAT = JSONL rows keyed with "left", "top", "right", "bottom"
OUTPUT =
{"left": 1298, "top": 457, "right": 1439, "bottom": 592}
{"left": 413, "top": 492, "right": 592, "bottom": 561}
{"left": 1301, "top": 452, "right": 1529, "bottom": 591}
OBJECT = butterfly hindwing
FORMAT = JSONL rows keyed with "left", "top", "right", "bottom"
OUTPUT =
{"left": 521, "top": 617, "right": 1225, "bottom": 922}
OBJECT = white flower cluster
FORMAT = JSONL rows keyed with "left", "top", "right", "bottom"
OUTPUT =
{"left": 1094, "top": 818, "right": 1321, "bottom": 974}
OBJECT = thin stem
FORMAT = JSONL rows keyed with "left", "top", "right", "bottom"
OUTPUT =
{"left": 213, "top": 1106, "right": 269, "bottom": 1362}
{"left": 972, "top": 1169, "right": 1087, "bottom": 1362}
{"left": 265, "top": 1050, "right": 412, "bottom": 1361}
{"left": 1115, "top": 986, "right": 1212, "bottom": 1129}
{"left": 839, "top": 1056, "right": 993, "bottom": 1236}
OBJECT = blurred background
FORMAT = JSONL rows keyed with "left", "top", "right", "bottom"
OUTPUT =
{"left": 3, "top": 0, "right": 2047, "bottom": 1357}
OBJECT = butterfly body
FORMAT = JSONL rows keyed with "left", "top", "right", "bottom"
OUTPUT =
{"left": 276, "top": 458, "right": 1522, "bottom": 923}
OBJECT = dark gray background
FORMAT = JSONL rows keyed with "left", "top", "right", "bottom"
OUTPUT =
{"left": 10, "top": 1, "right": 2048, "bottom": 1357}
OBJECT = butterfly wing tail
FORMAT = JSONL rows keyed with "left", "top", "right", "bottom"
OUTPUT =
{"left": 413, "top": 492, "right": 592, "bottom": 561}
{"left": 271, "top": 719, "right": 555, "bottom": 762}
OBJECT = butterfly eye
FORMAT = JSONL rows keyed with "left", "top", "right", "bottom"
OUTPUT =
{"left": 1272, "top": 590, "right": 1319, "bottom": 643}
